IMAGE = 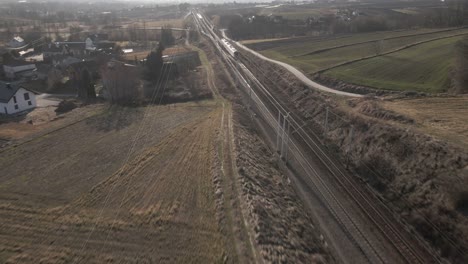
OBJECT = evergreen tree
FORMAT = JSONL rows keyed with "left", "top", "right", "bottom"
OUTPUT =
{"left": 160, "top": 26, "right": 175, "bottom": 47}
{"left": 81, "top": 69, "right": 96, "bottom": 99}
{"left": 144, "top": 43, "right": 165, "bottom": 83}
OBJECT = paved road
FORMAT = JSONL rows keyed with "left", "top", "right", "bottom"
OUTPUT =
{"left": 221, "top": 30, "right": 364, "bottom": 98}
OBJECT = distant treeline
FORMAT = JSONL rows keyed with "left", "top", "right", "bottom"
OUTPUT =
{"left": 214, "top": 0, "right": 468, "bottom": 40}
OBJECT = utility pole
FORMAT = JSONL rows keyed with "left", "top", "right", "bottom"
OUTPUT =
{"left": 281, "top": 112, "right": 289, "bottom": 160}
{"left": 143, "top": 19, "right": 147, "bottom": 48}
{"left": 276, "top": 111, "right": 282, "bottom": 152}
{"left": 324, "top": 107, "right": 329, "bottom": 132}
{"left": 283, "top": 117, "right": 290, "bottom": 162}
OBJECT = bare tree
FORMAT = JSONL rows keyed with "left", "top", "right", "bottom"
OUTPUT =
{"left": 101, "top": 61, "right": 141, "bottom": 104}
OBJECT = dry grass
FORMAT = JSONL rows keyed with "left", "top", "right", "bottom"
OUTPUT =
{"left": 0, "top": 102, "right": 230, "bottom": 263}
{"left": 0, "top": 104, "right": 103, "bottom": 141}
{"left": 122, "top": 45, "right": 191, "bottom": 61}
{"left": 163, "top": 45, "right": 192, "bottom": 55}
{"left": 123, "top": 50, "right": 151, "bottom": 60}
{"left": 121, "top": 19, "right": 184, "bottom": 29}
{"left": 381, "top": 96, "right": 468, "bottom": 148}
{"left": 239, "top": 37, "right": 295, "bottom": 45}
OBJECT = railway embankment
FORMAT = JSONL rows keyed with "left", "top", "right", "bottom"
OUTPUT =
{"left": 242, "top": 51, "right": 468, "bottom": 264}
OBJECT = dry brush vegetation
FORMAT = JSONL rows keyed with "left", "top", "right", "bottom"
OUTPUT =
{"left": 242, "top": 53, "right": 468, "bottom": 263}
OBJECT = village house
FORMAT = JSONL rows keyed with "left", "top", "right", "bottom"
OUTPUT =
{"left": 43, "top": 43, "right": 67, "bottom": 60}
{"left": 3, "top": 60, "right": 37, "bottom": 80}
{"left": 0, "top": 81, "right": 36, "bottom": 115}
{"left": 7, "top": 36, "right": 26, "bottom": 49}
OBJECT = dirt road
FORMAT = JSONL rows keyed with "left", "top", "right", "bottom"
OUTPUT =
{"left": 224, "top": 30, "right": 363, "bottom": 98}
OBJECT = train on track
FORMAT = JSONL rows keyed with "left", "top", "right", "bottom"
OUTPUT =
{"left": 220, "top": 38, "right": 238, "bottom": 57}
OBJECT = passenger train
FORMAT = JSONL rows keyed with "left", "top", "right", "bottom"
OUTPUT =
{"left": 219, "top": 38, "right": 239, "bottom": 57}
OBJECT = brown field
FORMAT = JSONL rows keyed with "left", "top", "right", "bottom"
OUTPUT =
{"left": 123, "top": 50, "right": 151, "bottom": 61}
{"left": 122, "top": 45, "right": 191, "bottom": 61}
{"left": 336, "top": 95, "right": 468, "bottom": 149}
{"left": 0, "top": 104, "right": 102, "bottom": 141}
{"left": 121, "top": 19, "right": 185, "bottom": 29}
{"left": 0, "top": 101, "right": 232, "bottom": 263}
{"left": 381, "top": 96, "right": 468, "bottom": 148}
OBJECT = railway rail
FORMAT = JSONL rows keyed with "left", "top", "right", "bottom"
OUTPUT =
{"left": 192, "top": 10, "right": 441, "bottom": 264}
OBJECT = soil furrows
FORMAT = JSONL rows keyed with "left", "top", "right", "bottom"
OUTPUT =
{"left": 0, "top": 105, "right": 228, "bottom": 263}
{"left": 0, "top": 105, "right": 213, "bottom": 209}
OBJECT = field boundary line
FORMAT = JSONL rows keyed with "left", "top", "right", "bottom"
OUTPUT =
{"left": 291, "top": 26, "right": 468, "bottom": 58}
{"left": 315, "top": 32, "right": 468, "bottom": 75}
{"left": 0, "top": 108, "right": 106, "bottom": 155}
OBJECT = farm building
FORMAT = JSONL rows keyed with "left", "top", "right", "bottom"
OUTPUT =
{"left": 0, "top": 82, "right": 37, "bottom": 115}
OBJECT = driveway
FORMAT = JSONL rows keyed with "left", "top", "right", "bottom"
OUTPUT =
{"left": 36, "top": 93, "right": 75, "bottom": 107}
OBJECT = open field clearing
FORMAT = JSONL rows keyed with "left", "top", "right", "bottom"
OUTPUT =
{"left": 250, "top": 27, "right": 462, "bottom": 56}
{"left": 259, "top": 6, "right": 336, "bottom": 20}
{"left": 325, "top": 36, "right": 463, "bottom": 93}
{"left": 247, "top": 27, "right": 468, "bottom": 93}
{"left": 256, "top": 28, "right": 468, "bottom": 75}
{"left": 0, "top": 101, "right": 232, "bottom": 263}
{"left": 121, "top": 19, "right": 185, "bottom": 29}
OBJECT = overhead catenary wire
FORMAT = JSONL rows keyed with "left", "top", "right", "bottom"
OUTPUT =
{"left": 71, "top": 56, "right": 172, "bottom": 263}
{"left": 95, "top": 39, "right": 190, "bottom": 262}
{"left": 96, "top": 46, "right": 179, "bottom": 255}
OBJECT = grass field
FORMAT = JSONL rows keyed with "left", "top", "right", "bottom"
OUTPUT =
{"left": 249, "top": 27, "right": 468, "bottom": 93}
{"left": 0, "top": 102, "right": 232, "bottom": 263}
{"left": 325, "top": 36, "right": 463, "bottom": 93}
{"left": 254, "top": 28, "right": 456, "bottom": 57}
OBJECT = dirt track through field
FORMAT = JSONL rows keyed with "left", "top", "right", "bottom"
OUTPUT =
{"left": 0, "top": 103, "right": 231, "bottom": 263}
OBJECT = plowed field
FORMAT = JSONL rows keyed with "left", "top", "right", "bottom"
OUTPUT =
{"left": 0, "top": 101, "right": 230, "bottom": 263}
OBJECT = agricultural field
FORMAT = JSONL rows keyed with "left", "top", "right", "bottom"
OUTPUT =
{"left": 0, "top": 101, "right": 233, "bottom": 263}
{"left": 258, "top": 5, "right": 336, "bottom": 20}
{"left": 326, "top": 36, "right": 463, "bottom": 93}
{"left": 248, "top": 27, "right": 468, "bottom": 93}
{"left": 121, "top": 18, "right": 185, "bottom": 29}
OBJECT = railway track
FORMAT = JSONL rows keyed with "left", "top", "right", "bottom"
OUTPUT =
{"left": 236, "top": 52, "right": 441, "bottom": 264}
{"left": 192, "top": 10, "right": 441, "bottom": 264}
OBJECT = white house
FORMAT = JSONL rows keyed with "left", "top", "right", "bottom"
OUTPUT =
{"left": 85, "top": 37, "right": 96, "bottom": 51}
{"left": 0, "top": 82, "right": 37, "bottom": 115}
{"left": 3, "top": 60, "right": 37, "bottom": 79}
{"left": 7, "top": 36, "right": 26, "bottom": 49}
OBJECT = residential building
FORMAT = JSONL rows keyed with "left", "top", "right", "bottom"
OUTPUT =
{"left": 3, "top": 60, "right": 37, "bottom": 80}
{"left": 43, "top": 43, "right": 67, "bottom": 60}
{"left": 7, "top": 36, "right": 26, "bottom": 49}
{"left": 0, "top": 82, "right": 36, "bottom": 115}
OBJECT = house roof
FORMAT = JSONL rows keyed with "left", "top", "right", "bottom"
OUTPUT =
{"left": 43, "top": 43, "right": 64, "bottom": 53}
{"left": 65, "top": 43, "right": 86, "bottom": 49}
{"left": 12, "top": 36, "right": 24, "bottom": 43}
{"left": 0, "top": 82, "right": 22, "bottom": 103}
